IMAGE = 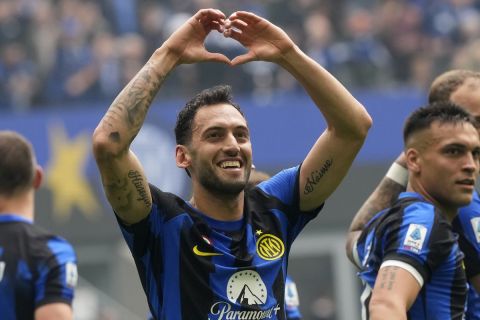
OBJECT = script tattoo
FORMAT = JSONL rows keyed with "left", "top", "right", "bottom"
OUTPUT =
{"left": 304, "top": 158, "right": 333, "bottom": 194}
{"left": 128, "top": 170, "right": 151, "bottom": 208}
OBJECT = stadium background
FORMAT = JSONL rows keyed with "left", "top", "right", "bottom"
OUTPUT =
{"left": 1, "top": 0, "right": 479, "bottom": 319}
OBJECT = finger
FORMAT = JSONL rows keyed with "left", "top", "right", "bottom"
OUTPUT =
{"left": 224, "top": 28, "right": 246, "bottom": 44}
{"left": 195, "top": 10, "right": 226, "bottom": 32}
{"left": 229, "top": 11, "right": 259, "bottom": 24}
{"left": 228, "top": 19, "right": 248, "bottom": 32}
{"left": 195, "top": 8, "right": 226, "bottom": 22}
{"left": 208, "top": 21, "right": 225, "bottom": 33}
{"left": 204, "top": 52, "right": 232, "bottom": 65}
{"left": 231, "top": 52, "right": 256, "bottom": 66}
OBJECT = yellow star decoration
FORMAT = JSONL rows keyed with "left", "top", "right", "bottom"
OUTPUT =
{"left": 45, "top": 124, "right": 99, "bottom": 221}
{"left": 256, "top": 229, "right": 263, "bottom": 236}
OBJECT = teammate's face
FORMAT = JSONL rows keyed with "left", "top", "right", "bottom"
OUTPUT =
{"left": 450, "top": 78, "right": 480, "bottom": 130}
{"left": 409, "top": 121, "right": 480, "bottom": 213}
{"left": 187, "top": 103, "right": 252, "bottom": 195}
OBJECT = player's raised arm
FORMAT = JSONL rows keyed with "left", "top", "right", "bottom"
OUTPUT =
{"left": 224, "top": 11, "right": 372, "bottom": 211}
{"left": 92, "top": 9, "right": 230, "bottom": 224}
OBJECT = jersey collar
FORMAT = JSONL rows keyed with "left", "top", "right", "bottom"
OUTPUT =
{"left": 0, "top": 214, "right": 33, "bottom": 224}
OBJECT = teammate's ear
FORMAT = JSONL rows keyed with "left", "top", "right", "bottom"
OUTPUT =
{"left": 405, "top": 148, "right": 420, "bottom": 174}
{"left": 176, "top": 145, "right": 191, "bottom": 170}
{"left": 33, "top": 165, "right": 43, "bottom": 190}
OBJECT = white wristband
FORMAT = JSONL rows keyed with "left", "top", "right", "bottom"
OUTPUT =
{"left": 385, "top": 162, "right": 408, "bottom": 187}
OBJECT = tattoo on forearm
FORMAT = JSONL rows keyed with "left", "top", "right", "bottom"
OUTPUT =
{"left": 102, "top": 64, "right": 165, "bottom": 145}
{"left": 124, "top": 67, "right": 162, "bottom": 128}
{"left": 379, "top": 266, "right": 398, "bottom": 291}
{"left": 128, "top": 170, "right": 151, "bottom": 207}
{"left": 304, "top": 158, "right": 333, "bottom": 194}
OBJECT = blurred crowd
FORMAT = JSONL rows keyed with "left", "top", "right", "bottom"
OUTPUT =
{"left": 1, "top": 0, "right": 480, "bottom": 111}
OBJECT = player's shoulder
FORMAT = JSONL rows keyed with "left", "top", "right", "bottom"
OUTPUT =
{"left": 394, "top": 193, "right": 437, "bottom": 221}
{"left": 149, "top": 183, "right": 193, "bottom": 220}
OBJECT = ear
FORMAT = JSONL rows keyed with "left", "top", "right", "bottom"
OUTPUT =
{"left": 175, "top": 145, "right": 191, "bottom": 170}
{"left": 33, "top": 165, "right": 43, "bottom": 190}
{"left": 405, "top": 148, "right": 421, "bottom": 174}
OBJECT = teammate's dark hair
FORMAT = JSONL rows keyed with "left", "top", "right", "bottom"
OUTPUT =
{"left": 403, "top": 101, "right": 476, "bottom": 145}
{"left": 0, "top": 131, "right": 36, "bottom": 196}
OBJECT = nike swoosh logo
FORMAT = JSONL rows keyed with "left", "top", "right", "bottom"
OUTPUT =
{"left": 193, "top": 245, "right": 223, "bottom": 257}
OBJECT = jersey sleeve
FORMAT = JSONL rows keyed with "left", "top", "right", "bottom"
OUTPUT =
{"left": 382, "top": 202, "right": 456, "bottom": 286}
{"left": 454, "top": 194, "right": 480, "bottom": 279}
{"left": 35, "top": 236, "right": 77, "bottom": 308}
{"left": 115, "top": 184, "right": 173, "bottom": 260}
{"left": 257, "top": 165, "right": 322, "bottom": 237}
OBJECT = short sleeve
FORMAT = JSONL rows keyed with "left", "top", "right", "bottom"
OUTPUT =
{"left": 35, "top": 237, "right": 77, "bottom": 308}
{"left": 383, "top": 203, "right": 456, "bottom": 284}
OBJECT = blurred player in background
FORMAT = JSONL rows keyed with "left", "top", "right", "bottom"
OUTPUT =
{"left": 347, "top": 70, "right": 480, "bottom": 319}
{"left": 0, "top": 131, "right": 78, "bottom": 320}
{"left": 93, "top": 8, "right": 371, "bottom": 319}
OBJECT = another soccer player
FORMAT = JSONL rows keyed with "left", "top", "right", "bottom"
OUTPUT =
{"left": 347, "top": 102, "right": 480, "bottom": 319}
{"left": 0, "top": 131, "right": 78, "bottom": 320}
{"left": 347, "top": 70, "right": 480, "bottom": 319}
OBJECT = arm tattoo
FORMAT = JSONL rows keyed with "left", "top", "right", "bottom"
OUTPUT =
{"left": 304, "top": 158, "right": 333, "bottom": 195}
{"left": 351, "top": 179, "right": 406, "bottom": 231}
{"left": 103, "top": 64, "right": 165, "bottom": 145}
{"left": 124, "top": 66, "right": 162, "bottom": 129}
{"left": 128, "top": 170, "right": 151, "bottom": 208}
{"left": 379, "top": 266, "right": 399, "bottom": 291}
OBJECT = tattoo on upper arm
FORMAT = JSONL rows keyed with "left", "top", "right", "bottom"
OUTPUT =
{"left": 128, "top": 170, "right": 151, "bottom": 208}
{"left": 379, "top": 266, "right": 399, "bottom": 291}
{"left": 104, "top": 171, "right": 151, "bottom": 211}
{"left": 105, "top": 176, "right": 131, "bottom": 209}
{"left": 304, "top": 158, "right": 333, "bottom": 195}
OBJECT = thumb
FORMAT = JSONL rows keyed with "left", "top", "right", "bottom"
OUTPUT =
{"left": 230, "top": 52, "right": 256, "bottom": 66}
{"left": 204, "top": 52, "right": 232, "bottom": 65}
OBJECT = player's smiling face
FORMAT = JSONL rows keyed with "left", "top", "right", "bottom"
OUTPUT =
{"left": 187, "top": 103, "right": 252, "bottom": 195}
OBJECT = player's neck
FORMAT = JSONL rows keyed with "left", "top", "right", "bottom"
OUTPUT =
{"left": 0, "top": 191, "right": 35, "bottom": 221}
{"left": 407, "top": 183, "right": 457, "bottom": 222}
{"left": 190, "top": 187, "right": 244, "bottom": 221}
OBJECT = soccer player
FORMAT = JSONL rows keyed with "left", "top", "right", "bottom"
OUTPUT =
{"left": 346, "top": 102, "right": 480, "bottom": 319}
{"left": 0, "top": 131, "right": 78, "bottom": 320}
{"left": 92, "top": 8, "right": 371, "bottom": 320}
{"left": 347, "top": 70, "right": 480, "bottom": 319}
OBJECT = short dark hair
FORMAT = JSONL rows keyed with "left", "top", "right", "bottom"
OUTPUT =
{"left": 0, "top": 131, "right": 36, "bottom": 196}
{"left": 428, "top": 69, "right": 480, "bottom": 103}
{"left": 174, "top": 85, "right": 245, "bottom": 146}
{"left": 403, "top": 101, "right": 476, "bottom": 145}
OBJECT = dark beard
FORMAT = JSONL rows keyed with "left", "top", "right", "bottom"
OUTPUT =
{"left": 198, "top": 168, "right": 250, "bottom": 196}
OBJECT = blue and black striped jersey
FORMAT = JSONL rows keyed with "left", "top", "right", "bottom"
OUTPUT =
{"left": 0, "top": 214, "right": 77, "bottom": 320}
{"left": 117, "top": 166, "right": 320, "bottom": 320}
{"left": 354, "top": 192, "right": 467, "bottom": 320}
{"left": 454, "top": 190, "right": 480, "bottom": 320}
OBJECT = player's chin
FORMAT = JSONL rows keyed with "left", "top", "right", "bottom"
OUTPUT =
{"left": 453, "top": 192, "right": 474, "bottom": 207}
